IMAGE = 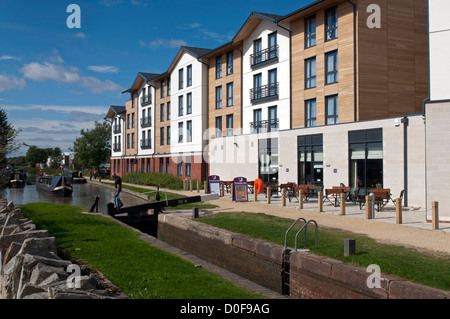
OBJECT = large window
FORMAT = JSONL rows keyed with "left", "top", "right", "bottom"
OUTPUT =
{"left": 186, "top": 93, "right": 192, "bottom": 114}
{"left": 326, "top": 95, "right": 338, "bottom": 125}
{"left": 227, "top": 51, "right": 233, "bottom": 75}
{"left": 178, "top": 122, "right": 183, "bottom": 143}
{"left": 186, "top": 65, "right": 192, "bottom": 87}
{"left": 349, "top": 129, "right": 383, "bottom": 195}
{"left": 227, "top": 82, "right": 234, "bottom": 107}
{"left": 186, "top": 120, "right": 192, "bottom": 142}
{"left": 215, "top": 116, "right": 222, "bottom": 137}
{"left": 305, "top": 15, "right": 316, "bottom": 48}
{"left": 216, "top": 86, "right": 222, "bottom": 109}
{"left": 216, "top": 56, "right": 222, "bottom": 79}
{"left": 298, "top": 134, "right": 323, "bottom": 187}
{"left": 325, "top": 6, "right": 338, "bottom": 41}
{"left": 226, "top": 114, "right": 233, "bottom": 136}
{"left": 325, "top": 50, "right": 338, "bottom": 84}
{"left": 305, "top": 99, "right": 317, "bottom": 128}
{"left": 305, "top": 57, "right": 316, "bottom": 89}
{"left": 258, "top": 138, "right": 278, "bottom": 183}
{"left": 178, "top": 68, "right": 184, "bottom": 89}
{"left": 178, "top": 96, "right": 183, "bottom": 116}
{"left": 268, "top": 106, "right": 278, "bottom": 132}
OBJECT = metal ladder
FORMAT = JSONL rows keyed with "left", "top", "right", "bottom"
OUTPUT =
{"left": 282, "top": 218, "right": 318, "bottom": 296}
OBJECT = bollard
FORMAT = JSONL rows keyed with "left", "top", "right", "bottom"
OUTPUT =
{"left": 204, "top": 180, "right": 208, "bottom": 194}
{"left": 282, "top": 188, "right": 286, "bottom": 207}
{"left": 340, "top": 193, "right": 345, "bottom": 216}
{"left": 254, "top": 188, "right": 257, "bottom": 202}
{"left": 231, "top": 182, "right": 234, "bottom": 200}
{"left": 396, "top": 198, "right": 402, "bottom": 224}
{"left": 267, "top": 187, "right": 271, "bottom": 204}
{"left": 190, "top": 179, "right": 193, "bottom": 192}
{"left": 221, "top": 183, "right": 224, "bottom": 197}
{"left": 432, "top": 201, "right": 439, "bottom": 230}
{"left": 192, "top": 207, "right": 199, "bottom": 219}
{"left": 196, "top": 180, "right": 199, "bottom": 193}
{"left": 299, "top": 190, "right": 303, "bottom": 210}
{"left": 365, "top": 196, "right": 372, "bottom": 219}
{"left": 318, "top": 191, "right": 323, "bottom": 212}
{"left": 344, "top": 238, "right": 356, "bottom": 256}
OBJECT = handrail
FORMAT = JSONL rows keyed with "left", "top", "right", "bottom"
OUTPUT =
{"left": 284, "top": 218, "right": 306, "bottom": 250}
{"left": 294, "top": 220, "right": 318, "bottom": 251}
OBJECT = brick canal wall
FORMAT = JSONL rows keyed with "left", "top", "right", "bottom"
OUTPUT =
{"left": 158, "top": 213, "right": 449, "bottom": 299}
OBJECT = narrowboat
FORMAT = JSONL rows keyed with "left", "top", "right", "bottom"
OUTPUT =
{"left": 36, "top": 175, "right": 73, "bottom": 197}
{"left": 69, "top": 171, "right": 87, "bottom": 183}
{"left": 8, "top": 172, "right": 26, "bottom": 188}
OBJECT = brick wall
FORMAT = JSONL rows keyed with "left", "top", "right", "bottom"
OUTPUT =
{"left": 157, "top": 214, "right": 449, "bottom": 299}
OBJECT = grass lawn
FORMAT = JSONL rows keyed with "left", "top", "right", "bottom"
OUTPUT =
{"left": 199, "top": 212, "right": 450, "bottom": 291}
{"left": 19, "top": 203, "right": 264, "bottom": 299}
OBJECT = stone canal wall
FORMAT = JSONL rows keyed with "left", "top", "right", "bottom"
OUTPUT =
{"left": 0, "top": 199, "right": 126, "bottom": 299}
{"left": 158, "top": 213, "right": 449, "bottom": 299}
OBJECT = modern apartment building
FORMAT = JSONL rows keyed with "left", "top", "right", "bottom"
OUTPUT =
{"left": 106, "top": 0, "right": 450, "bottom": 218}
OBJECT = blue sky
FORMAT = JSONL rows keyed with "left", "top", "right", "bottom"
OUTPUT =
{"left": 0, "top": 0, "right": 310, "bottom": 156}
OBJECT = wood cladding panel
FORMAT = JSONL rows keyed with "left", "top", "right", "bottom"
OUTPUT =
{"left": 358, "top": 0, "right": 428, "bottom": 121}
{"left": 291, "top": 1, "right": 355, "bottom": 129}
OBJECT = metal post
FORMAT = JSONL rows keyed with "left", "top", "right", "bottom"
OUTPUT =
{"left": 396, "top": 198, "right": 402, "bottom": 224}
{"left": 365, "top": 195, "right": 372, "bottom": 219}
{"left": 299, "top": 190, "right": 303, "bottom": 210}
{"left": 282, "top": 188, "right": 286, "bottom": 207}
{"left": 340, "top": 193, "right": 345, "bottom": 216}
{"left": 267, "top": 187, "right": 271, "bottom": 204}
{"left": 318, "top": 191, "right": 323, "bottom": 212}
{"left": 432, "top": 201, "right": 439, "bottom": 230}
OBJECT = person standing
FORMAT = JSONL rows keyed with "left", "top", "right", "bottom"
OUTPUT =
{"left": 113, "top": 174, "right": 122, "bottom": 209}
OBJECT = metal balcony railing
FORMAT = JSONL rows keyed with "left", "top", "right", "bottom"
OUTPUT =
{"left": 141, "top": 139, "right": 152, "bottom": 149}
{"left": 250, "top": 45, "right": 279, "bottom": 67}
{"left": 250, "top": 83, "right": 279, "bottom": 103}
{"left": 113, "top": 125, "right": 121, "bottom": 134}
{"left": 141, "top": 117, "right": 152, "bottom": 128}
{"left": 250, "top": 119, "right": 279, "bottom": 134}
{"left": 141, "top": 94, "right": 152, "bottom": 106}
{"left": 113, "top": 143, "right": 121, "bottom": 152}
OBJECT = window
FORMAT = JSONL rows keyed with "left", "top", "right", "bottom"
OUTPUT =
{"left": 167, "top": 126, "right": 171, "bottom": 145}
{"left": 131, "top": 93, "right": 135, "bottom": 108}
{"left": 215, "top": 116, "right": 222, "bottom": 137}
{"left": 160, "top": 103, "right": 165, "bottom": 122}
{"left": 298, "top": 134, "right": 323, "bottom": 186}
{"left": 178, "top": 69, "right": 184, "bottom": 89}
{"left": 127, "top": 114, "right": 130, "bottom": 129}
{"left": 131, "top": 133, "right": 135, "bottom": 148}
{"left": 305, "top": 99, "right": 317, "bottom": 128}
{"left": 186, "top": 93, "right": 192, "bottom": 114}
{"left": 167, "top": 102, "right": 171, "bottom": 120}
{"left": 325, "top": 50, "right": 338, "bottom": 84}
{"left": 187, "top": 65, "right": 192, "bottom": 87}
{"left": 177, "top": 157, "right": 183, "bottom": 176}
{"left": 268, "top": 69, "right": 277, "bottom": 97}
{"left": 160, "top": 127, "right": 165, "bottom": 146}
{"left": 253, "top": 109, "right": 262, "bottom": 133}
{"left": 146, "top": 130, "right": 152, "bottom": 149}
{"left": 253, "top": 38, "right": 262, "bottom": 64}
{"left": 325, "top": 6, "right": 338, "bottom": 41}
{"left": 127, "top": 134, "right": 130, "bottom": 149}
{"left": 227, "top": 82, "right": 233, "bottom": 107}
{"left": 185, "top": 156, "right": 191, "bottom": 177}
{"left": 253, "top": 73, "right": 262, "bottom": 100}
{"left": 216, "top": 86, "right": 222, "bottom": 109}
{"left": 216, "top": 56, "right": 222, "bottom": 79}
{"left": 227, "top": 51, "right": 233, "bottom": 75}
{"left": 178, "top": 122, "right": 183, "bottom": 143}
{"left": 178, "top": 96, "right": 183, "bottom": 116}
{"left": 186, "top": 120, "right": 192, "bottom": 142}
{"left": 159, "top": 158, "right": 164, "bottom": 173}
{"left": 305, "top": 57, "right": 316, "bottom": 89}
{"left": 167, "top": 79, "right": 171, "bottom": 96}
{"left": 131, "top": 113, "right": 135, "bottom": 128}
{"left": 258, "top": 138, "right": 278, "bottom": 183}
{"left": 161, "top": 81, "right": 165, "bottom": 98}
{"left": 268, "top": 32, "right": 277, "bottom": 60}
{"left": 326, "top": 95, "right": 338, "bottom": 125}
{"left": 349, "top": 128, "right": 383, "bottom": 194}
{"left": 268, "top": 106, "right": 278, "bottom": 132}
{"left": 226, "top": 114, "right": 233, "bottom": 136}
{"left": 305, "top": 15, "right": 316, "bottom": 48}
{"left": 166, "top": 157, "right": 170, "bottom": 174}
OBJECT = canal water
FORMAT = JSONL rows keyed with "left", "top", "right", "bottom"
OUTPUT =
{"left": 1, "top": 181, "right": 147, "bottom": 212}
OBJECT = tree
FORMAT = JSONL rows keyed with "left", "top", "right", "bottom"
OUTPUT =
{"left": 25, "top": 146, "right": 51, "bottom": 168}
{"left": 50, "top": 147, "right": 63, "bottom": 168}
{"left": 0, "top": 107, "right": 20, "bottom": 187}
{"left": 72, "top": 121, "right": 111, "bottom": 172}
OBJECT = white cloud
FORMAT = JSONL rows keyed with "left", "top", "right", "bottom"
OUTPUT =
{"left": 19, "top": 61, "right": 124, "bottom": 94}
{"left": 87, "top": 65, "right": 119, "bottom": 74}
{"left": 0, "top": 55, "right": 21, "bottom": 61}
{"left": 140, "top": 39, "right": 187, "bottom": 49}
{"left": 0, "top": 73, "right": 26, "bottom": 92}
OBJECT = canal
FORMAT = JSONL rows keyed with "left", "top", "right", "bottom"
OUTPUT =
{"left": 1, "top": 181, "right": 148, "bottom": 212}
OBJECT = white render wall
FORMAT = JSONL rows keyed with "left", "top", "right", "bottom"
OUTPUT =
{"left": 242, "top": 20, "right": 291, "bottom": 134}
{"left": 209, "top": 116, "right": 427, "bottom": 208}
{"left": 170, "top": 51, "right": 208, "bottom": 155}
{"left": 429, "top": 0, "right": 450, "bottom": 101}
{"left": 111, "top": 113, "right": 126, "bottom": 157}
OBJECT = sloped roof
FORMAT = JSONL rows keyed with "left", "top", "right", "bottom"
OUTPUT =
{"left": 232, "top": 11, "right": 284, "bottom": 43}
{"left": 122, "top": 72, "right": 162, "bottom": 94}
{"left": 105, "top": 105, "right": 126, "bottom": 119}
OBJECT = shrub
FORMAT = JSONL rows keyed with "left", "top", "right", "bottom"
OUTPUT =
{"left": 121, "top": 172, "right": 184, "bottom": 190}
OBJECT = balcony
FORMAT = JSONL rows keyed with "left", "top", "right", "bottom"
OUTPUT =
{"left": 250, "top": 119, "right": 279, "bottom": 134}
{"left": 141, "top": 94, "right": 152, "bottom": 106}
{"left": 141, "top": 138, "right": 152, "bottom": 149}
{"left": 113, "top": 125, "right": 121, "bottom": 134}
{"left": 250, "top": 45, "right": 279, "bottom": 68}
{"left": 250, "top": 83, "right": 279, "bottom": 104}
{"left": 113, "top": 143, "right": 121, "bottom": 152}
{"left": 141, "top": 117, "right": 152, "bottom": 128}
